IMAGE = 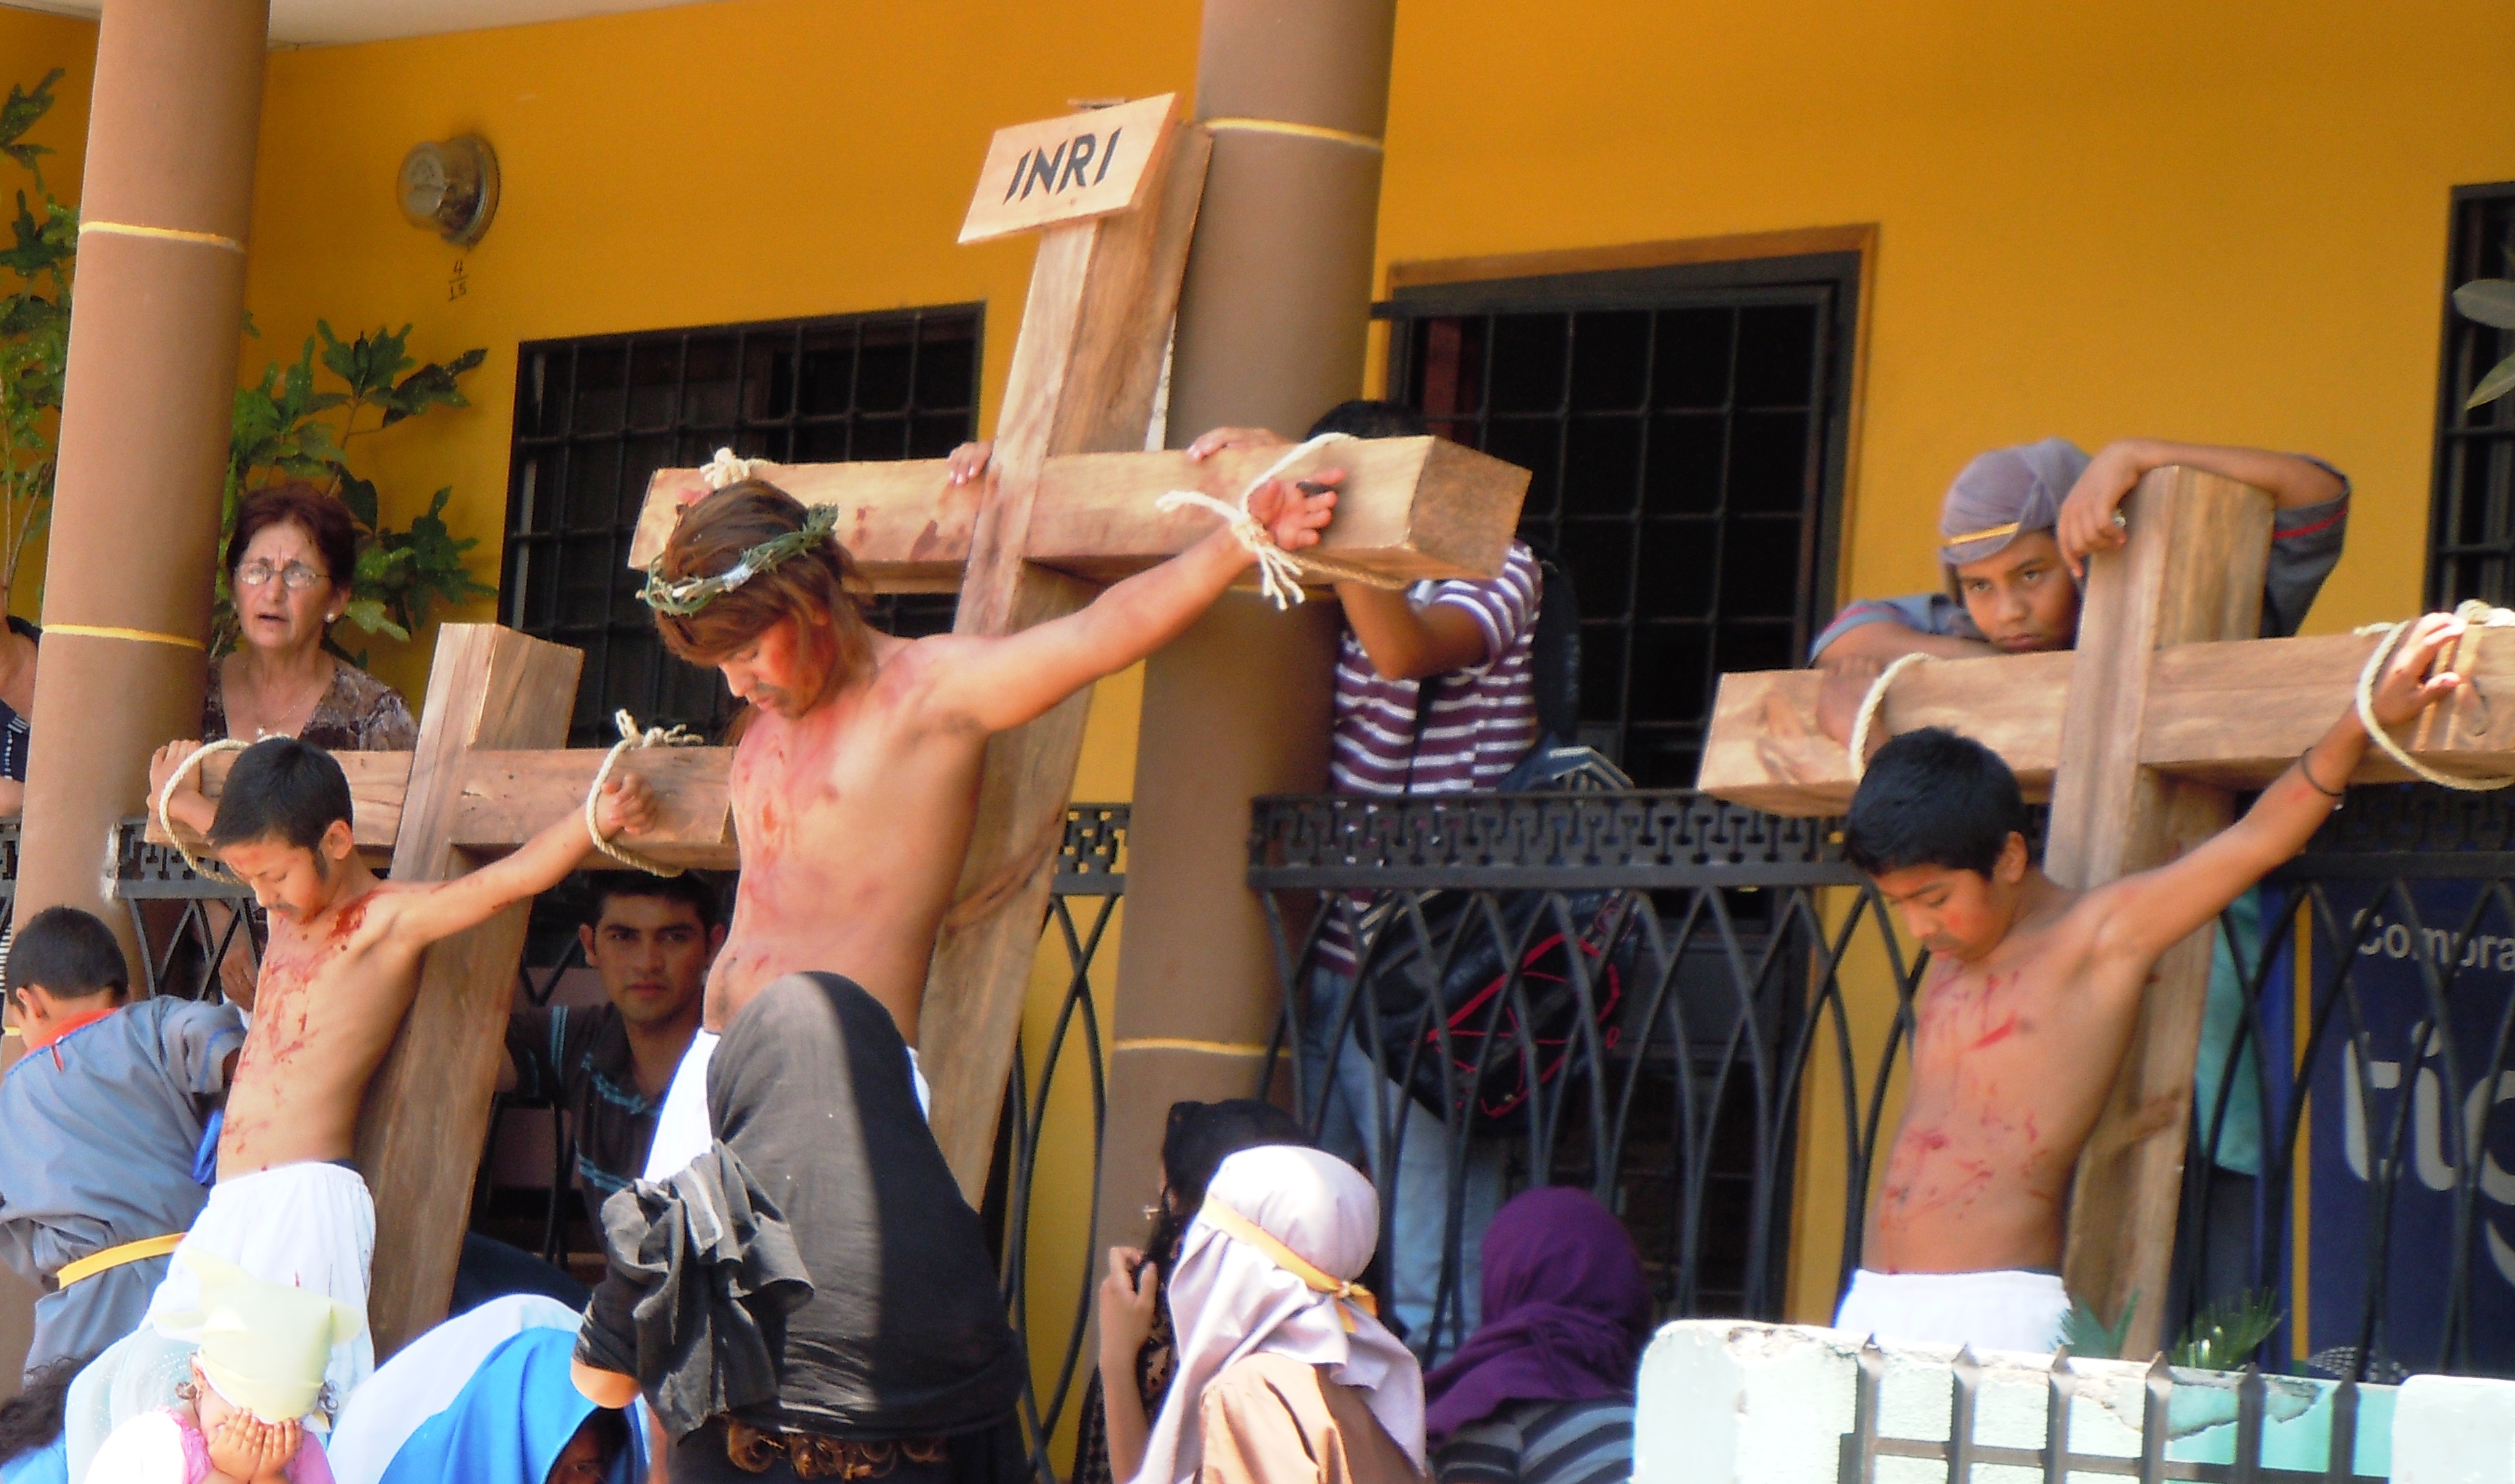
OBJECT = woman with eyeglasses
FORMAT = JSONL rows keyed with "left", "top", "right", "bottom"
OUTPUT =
{"left": 202, "top": 485, "right": 416, "bottom": 752}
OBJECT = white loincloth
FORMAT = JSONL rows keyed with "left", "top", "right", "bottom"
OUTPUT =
{"left": 142, "top": 1160, "right": 375, "bottom": 1413}
{"left": 641, "top": 1029, "right": 930, "bottom": 1182}
{"left": 1832, "top": 1268, "right": 2070, "bottom": 1356}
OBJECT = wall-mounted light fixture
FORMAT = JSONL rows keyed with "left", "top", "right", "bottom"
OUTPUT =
{"left": 398, "top": 136, "right": 500, "bottom": 246}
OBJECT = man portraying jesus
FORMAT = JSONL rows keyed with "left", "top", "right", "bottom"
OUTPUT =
{"left": 631, "top": 470, "right": 1338, "bottom": 1174}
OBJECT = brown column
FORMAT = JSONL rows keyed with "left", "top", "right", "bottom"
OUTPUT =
{"left": 1097, "top": 0, "right": 1398, "bottom": 1257}
{"left": 21, "top": 0, "right": 267, "bottom": 966}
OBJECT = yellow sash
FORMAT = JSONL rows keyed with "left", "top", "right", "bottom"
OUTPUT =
{"left": 56, "top": 1233, "right": 184, "bottom": 1287}
{"left": 1197, "top": 1196, "right": 1377, "bottom": 1330}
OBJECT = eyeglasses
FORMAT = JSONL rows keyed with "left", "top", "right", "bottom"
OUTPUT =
{"left": 236, "top": 559, "right": 325, "bottom": 592}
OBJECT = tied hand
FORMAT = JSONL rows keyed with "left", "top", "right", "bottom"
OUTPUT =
{"left": 1242, "top": 469, "right": 1339, "bottom": 557}
{"left": 2367, "top": 612, "right": 2469, "bottom": 729}
{"left": 150, "top": 739, "right": 208, "bottom": 807}
{"left": 595, "top": 770, "right": 659, "bottom": 839}
{"left": 1099, "top": 1246, "right": 1160, "bottom": 1366}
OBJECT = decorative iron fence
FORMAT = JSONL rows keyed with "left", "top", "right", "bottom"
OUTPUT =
{"left": 42, "top": 779, "right": 2515, "bottom": 1479}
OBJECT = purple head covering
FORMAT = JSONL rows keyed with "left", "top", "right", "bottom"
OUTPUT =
{"left": 1420, "top": 1187, "right": 1651, "bottom": 1442}
{"left": 1937, "top": 438, "right": 2091, "bottom": 567}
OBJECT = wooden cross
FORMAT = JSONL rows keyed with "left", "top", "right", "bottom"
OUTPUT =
{"left": 155, "top": 96, "right": 1529, "bottom": 1357}
{"left": 1700, "top": 465, "right": 2515, "bottom": 1354}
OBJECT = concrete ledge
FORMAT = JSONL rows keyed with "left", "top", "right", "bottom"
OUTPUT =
{"left": 1634, "top": 1322, "right": 2412, "bottom": 1484}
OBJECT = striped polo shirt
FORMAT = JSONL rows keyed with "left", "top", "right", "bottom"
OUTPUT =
{"left": 1330, "top": 541, "right": 1543, "bottom": 796}
{"left": 1319, "top": 543, "right": 1541, "bottom": 970}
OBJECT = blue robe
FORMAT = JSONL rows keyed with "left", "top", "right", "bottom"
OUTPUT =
{"left": 379, "top": 1328, "right": 642, "bottom": 1484}
{"left": 0, "top": 999, "right": 242, "bottom": 1377}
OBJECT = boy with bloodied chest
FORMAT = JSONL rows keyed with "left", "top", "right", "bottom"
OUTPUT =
{"left": 1833, "top": 612, "right": 2468, "bottom": 1354}
{"left": 145, "top": 734, "right": 657, "bottom": 1411}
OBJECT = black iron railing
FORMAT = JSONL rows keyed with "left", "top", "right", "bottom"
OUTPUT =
{"left": 58, "top": 779, "right": 2515, "bottom": 1477}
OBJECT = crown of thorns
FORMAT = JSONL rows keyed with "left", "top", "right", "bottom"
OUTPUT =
{"left": 640, "top": 503, "right": 843, "bottom": 616}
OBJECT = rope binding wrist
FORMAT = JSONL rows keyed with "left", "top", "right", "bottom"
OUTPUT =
{"left": 1153, "top": 431, "right": 1410, "bottom": 611}
{"left": 2352, "top": 599, "right": 2515, "bottom": 793}
{"left": 155, "top": 739, "right": 251, "bottom": 883}
{"left": 1847, "top": 653, "right": 1931, "bottom": 782}
{"left": 586, "top": 709, "right": 702, "bottom": 877}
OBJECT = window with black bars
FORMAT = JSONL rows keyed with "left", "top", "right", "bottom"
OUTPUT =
{"left": 1383, "top": 254, "right": 1859, "bottom": 787}
{"left": 502, "top": 306, "right": 982, "bottom": 745}
{"left": 2431, "top": 184, "right": 2515, "bottom": 608}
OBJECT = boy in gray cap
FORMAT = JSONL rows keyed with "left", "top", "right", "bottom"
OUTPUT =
{"left": 1810, "top": 437, "right": 2347, "bottom": 665}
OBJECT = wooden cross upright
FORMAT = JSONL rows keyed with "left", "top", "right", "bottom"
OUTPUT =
{"left": 1699, "top": 466, "right": 2515, "bottom": 1354}
{"left": 156, "top": 95, "right": 1530, "bottom": 1357}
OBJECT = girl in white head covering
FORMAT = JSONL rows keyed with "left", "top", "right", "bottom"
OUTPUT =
{"left": 1131, "top": 1146, "right": 1425, "bottom": 1484}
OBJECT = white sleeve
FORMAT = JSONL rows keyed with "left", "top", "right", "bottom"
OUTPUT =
{"left": 87, "top": 1410, "right": 191, "bottom": 1483}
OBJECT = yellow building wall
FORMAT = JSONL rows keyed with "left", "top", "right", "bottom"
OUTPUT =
{"left": 1377, "top": 0, "right": 2515, "bottom": 635}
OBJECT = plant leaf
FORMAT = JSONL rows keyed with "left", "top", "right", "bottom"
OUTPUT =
{"left": 2468, "top": 351, "right": 2515, "bottom": 410}
{"left": 2456, "top": 280, "right": 2515, "bottom": 330}
{"left": 338, "top": 475, "right": 379, "bottom": 532}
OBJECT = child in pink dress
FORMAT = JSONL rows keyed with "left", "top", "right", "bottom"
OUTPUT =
{"left": 88, "top": 1250, "right": 357, "bottom": 1483}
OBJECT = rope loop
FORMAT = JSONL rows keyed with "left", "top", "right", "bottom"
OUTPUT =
{"left": 1847, "top": 653, "right": 1931, "bottom": 782}
{"left": 1155, "top": 432, "right": 1410, "bottom": 611}
{"left": 2353, "top": 600, "right": 2515, "bottom": 792}
{"left": 155, "top": 739, "right": 253, "bottom": 882}
{"left": 586, "top": 709, "right": 702, "bottom": 876}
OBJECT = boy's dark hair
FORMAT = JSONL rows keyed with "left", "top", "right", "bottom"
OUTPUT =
{"left": 1306, "top": 399, "right": 1426, "bottom": 440}
{"left": 207, "top": 737, "right": 355, "bottom": 851}
{"left": 1843, "top": 727, "right": 2030, "bottom": 878}
{"left": 6, "top": 906, "right": 128, "bottom": 1007}
{"left": 0, "top": 1354, "right": 86, "bottom": 1463}
{"left": 587, "top": 872, "right": 723, "bottom": 934}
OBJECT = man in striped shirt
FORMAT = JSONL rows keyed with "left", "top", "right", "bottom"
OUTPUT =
{"left": 1188, "top": 401, "right": 1541, "bottom": 1354}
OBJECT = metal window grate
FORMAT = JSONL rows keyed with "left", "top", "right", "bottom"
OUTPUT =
{"left": 502, "top": 306, "right": 983, "bottom": 745}
{"left": 2430, "top": 184, "right": 2515, "bottom": 607}
{"left": 1383, "top": 254, "right": 1859, "bottom": 788}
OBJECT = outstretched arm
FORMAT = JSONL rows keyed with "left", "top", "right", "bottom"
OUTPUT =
{"left": 2078, "top": 613, "right": 2467, "bottom": 971}
{"left": 911, "top": 476, "right": 1338, "bottom": 735}
{"left": 2056, "top": 438, "right": 2348, "bottom": 574}
{"left": 383, "top": 774, "right": 658, "bottom": 948}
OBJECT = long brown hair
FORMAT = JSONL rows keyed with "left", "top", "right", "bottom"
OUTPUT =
{"left": 651, "top": 480, "right": 875, "bottom": 682}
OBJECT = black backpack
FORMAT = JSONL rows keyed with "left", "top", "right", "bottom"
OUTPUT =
{"left": 1351, "top": 543, "right": 1636, "bottom": 1130}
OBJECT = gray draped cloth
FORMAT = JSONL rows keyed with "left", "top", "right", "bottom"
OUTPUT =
{"left": 576, "top": 972, "right": 1023, "bottom": 1447}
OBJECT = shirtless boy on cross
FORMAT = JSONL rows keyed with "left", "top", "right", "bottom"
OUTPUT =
{"left": 1832, "top": 611, "right": 2469, "bottom": 1354}
{"left": 628, "top": 469, "right": 1335, "bottom": 1175}
{"left": 145, "top": 735, "right": 655, "bottom": 1405}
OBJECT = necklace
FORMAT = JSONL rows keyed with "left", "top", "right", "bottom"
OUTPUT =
{"left": 236, "top": 655, "right": 332, "bottom": 741}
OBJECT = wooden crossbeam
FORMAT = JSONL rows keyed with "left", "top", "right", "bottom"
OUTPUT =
{"left": 626, "top": 436, "right": 1528, "bottom": 593}
{"left": 1701, "top": 631, "right": 2515, "bottom": 816}
{"left": 149, "top": 747, "right": 736, "bottom": 869}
